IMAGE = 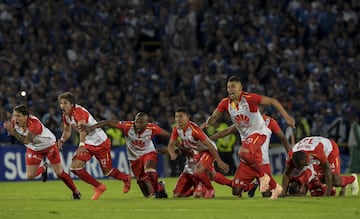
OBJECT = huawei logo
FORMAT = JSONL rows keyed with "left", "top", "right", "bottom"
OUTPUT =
{"left": 234, "top": 114, "right": 250, "bottom": 125}
{"left": 131, "top": 140, "right": 146, "bottom": 148}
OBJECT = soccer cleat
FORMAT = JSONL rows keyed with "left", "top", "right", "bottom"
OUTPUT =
{"left": 350, "top": 173, "right": 359, "bottom": 195}
{"left": 259, "top": 173, "right": 270, "bottom": 192}
{"left": 42, "top": 162, "right": 48, "bottom": 182}
{"left": 156, "top": 181, "right": 168, "bottom": 198}
{"left": 248, "top": 181, "right": 259, "bottom": 198}
{"left": 72, "top": 191, "right": 81, "bottom": 200}
{"left": 123, "top": 174, "right": 132, "bottom": 193}
{"left": 91, "top": 184, "right": 107, "bottom": 200}
{"left": 269, "top": 183, "right": 283, "bottom": 200}
{"left": 204, "top": 189, "right": 215, "bottom": 198}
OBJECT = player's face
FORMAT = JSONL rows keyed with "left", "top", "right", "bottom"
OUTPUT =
{"left": 59, "top": 98, "right": 73, "bottom": 115}
{"left": 227, "top": 81, "right": 242, "bottom": 100}
{"left": 175, "top": 112, "right": 189, "bottom": 128}
{"left": 12, "top": 111, "right": 27, "bottom": 128}
{"left": 134, "top": 116, "right": 148, "bottom": 133}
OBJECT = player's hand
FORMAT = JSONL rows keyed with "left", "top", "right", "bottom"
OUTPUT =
{"left": 217, "top": 160, "right": 229, "bottom": 174}
{"left": 3, "top": 121, "right": 15, "bottom": 135}
{"left": 200, "top": 122, "right": 209, "bottom": 129}
{"left": 286, "top": 116, "right": 296, "bottom": 128}
{"left": 76, "top": 145, "right": 89, "bottom": 156}
{"left": 169, "top": 152, "right": 178, "bottom": 160}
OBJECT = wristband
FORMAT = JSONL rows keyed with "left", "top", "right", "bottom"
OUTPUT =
{"left": 79, "top": 142, "right": 85, "bottom": 147}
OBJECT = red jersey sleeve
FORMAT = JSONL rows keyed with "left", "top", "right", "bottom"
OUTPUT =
{"left": 244, "top": 92, "right": 262, "bottom": 112}
{"left": 170, "top": 127, "right": 179, "bottom": 140}
{"left": 312, "top": 143, "right": 327, "bottom": 163}
{"left": 268, "top": 117, "right": 281, "bottom": 134}
{"left": 149, "top": 123, "right": 163, "bottom": 137}
{"left": 189, "top": 123, "right": 207, "bottom": 141}
{"left": 27, "top": 119, "right": 42, "bottom": 135}
{"left": 73, "top": 108, "right": 89, "bottom": 123}
{"left": 216, "top": 98, "right": 229, "bottom": 113}
{"left": 117, "top": 121, "right": 132, "bottom": 136}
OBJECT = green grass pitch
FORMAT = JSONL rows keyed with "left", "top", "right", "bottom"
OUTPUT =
{"left": 1, "top": 175, "right": 359, "bottom": 219}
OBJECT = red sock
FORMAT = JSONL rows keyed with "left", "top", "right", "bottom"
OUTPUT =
{"left": 108, "top": 168, "right": 128, "bottom": 181}
{"left": 146, "top": 171, "right": 159, "bottom": 192}
{"left": 214, "top": 172, "right": 232, "bottom": 187}
{"left": 194, "top": 172, "right": 213, "bottom": 190}
{"left": 58, "top": 171, "right": 78, "bottom": 193}
{"left": 71, "top": 168, "right": 101, "bottom": 187}
{"left": 239, "top": 152, "right": 265, "bottom": 177}
{"left": 340, "top": 175, "right": 355, "bottom": 187}
{"left": 35, "top": 166, "right": 45, "bottom": 177}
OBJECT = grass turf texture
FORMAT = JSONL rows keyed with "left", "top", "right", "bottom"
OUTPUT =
{"left": 1, "top": 175, "right": 359, "bottom": 219}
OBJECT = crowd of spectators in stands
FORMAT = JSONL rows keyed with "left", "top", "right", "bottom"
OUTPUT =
{"left": 0, "top": 0, "right": 359, "bottom": 150}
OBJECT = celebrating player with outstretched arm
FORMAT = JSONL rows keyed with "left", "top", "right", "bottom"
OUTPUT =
{"left": 3, "top": 105, "right": 81, "bottom": 199}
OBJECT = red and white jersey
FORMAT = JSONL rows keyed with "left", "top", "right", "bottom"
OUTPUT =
{"left": 261, "top": 115, "right": 282, "bottom": 164}
{"left": 287, "top": 136, "right": 334, "bottom": 165}
{"left": 14, "top": 115, "right": 56, "bottom": 151}
{"left": 62, "top": 104, "right": 107, "bottom": 146}
{"left": 216, "top": 92, "right": 269, "bottom": 140}
{"left": 171, "top": 121, "right": 217, "bottom": 154}
{"left": 117, "top": 121, "right": 163, "bottom": 161}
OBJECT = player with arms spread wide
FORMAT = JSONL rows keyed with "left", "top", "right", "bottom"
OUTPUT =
{"left": 79, "top": 112, "right": 169, "bottom": 198}
{"left": 202, "top": 76, "right": 295, "bottom": 198}
{"left": 3, "top": 105, "right": 81, "bottom": 199}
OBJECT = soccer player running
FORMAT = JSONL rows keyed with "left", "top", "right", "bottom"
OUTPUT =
{"left": 210, "top": 114, "right": 291, "bottom": 198}
{"left": 57, "top": 92, "right": 131, "bottom": 200}
{"left": 281, "top": 136, "right": 359, "bottom": 197}
{"left": 202, "top": 76, "right": 295, "bottom": 198}
{"left": 3, "top": 105, "right": 81, "bottom": 199}
{"left": 167, "top": 107, "right": 230, "bottom": 198}
{"left": 79, "top": 112, "right": 169, "bottom": 198}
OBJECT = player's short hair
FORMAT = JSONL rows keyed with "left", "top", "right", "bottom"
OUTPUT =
{"left": 58, "top": 92, "right": 75, "bottom": 105}
{"left": 14, "top": 105, "right": 30, "bottom": 116}
{"left": 175, "top": 107, "right": 189, "bottom": 115}
{"left": 292, "top": 151, "right": 307, "bottom": 167}
{"left": 228, "top": 76, "right": 241, "bottom": 83}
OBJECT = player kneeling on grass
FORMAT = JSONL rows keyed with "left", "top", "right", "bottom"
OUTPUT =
{"left": 3, "top": 105, "right": 81, "bottom": 199}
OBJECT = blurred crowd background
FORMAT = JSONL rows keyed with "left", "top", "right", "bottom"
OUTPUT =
{"left": 0, "top": 0, "right": 359, "bottom": 173}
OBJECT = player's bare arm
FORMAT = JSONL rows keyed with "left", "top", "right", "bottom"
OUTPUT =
{"left": 201, "top": 109, "right": 222, "bottom": 129}
{"left": 58, "top": 123, "right": 71, "bottom": 149}
{"left": 321, "top": 161, "right": 333, "bottom": 196}
{"left": 4, "top": 121, "right": 35, "bottom": 144}
{"left": 210, "top": 125, "right": 236, "bottom": 141}
{"left": 276, "top": 130, "right": 292, "bottom": 153}
{"left": 77, "top": 119, "right": 89, "bottom": 155}
{"left": 280, "top": 164, "right": 293, "bottom": 197}
{"left": 167, "top": 139, "right": 178, "bottom": 160}
{"left": 261, "top": 96, "right": 295, "bottom": 128}
{"left": 203, "top": 138, "right": 229, "bottom": 173}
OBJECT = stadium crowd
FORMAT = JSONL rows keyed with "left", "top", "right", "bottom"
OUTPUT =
{"left": 0, "top": 0, "right": 359, "bottom": 168}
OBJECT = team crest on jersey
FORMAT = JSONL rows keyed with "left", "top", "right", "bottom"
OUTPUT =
{"left": 241, "top": 104, "right": 249, "bottom": 111}
{"left": 234, "top": 114, "right": 250, "bottom": 125}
